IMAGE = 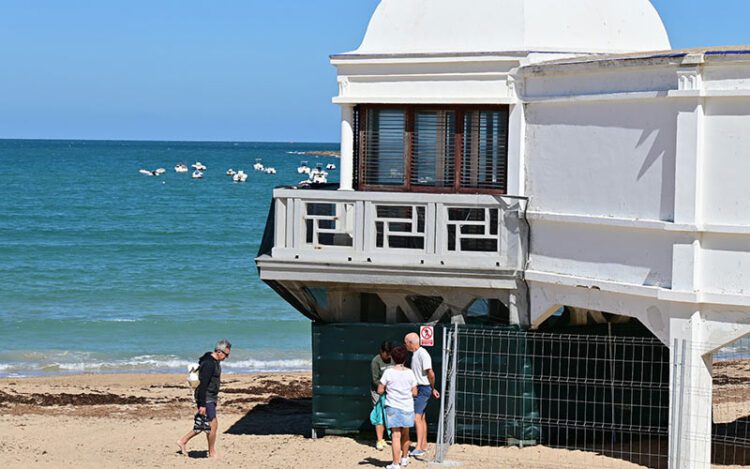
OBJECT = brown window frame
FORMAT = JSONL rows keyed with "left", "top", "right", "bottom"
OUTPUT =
{"left": 357, "top": 104, "right": 509, "bottom": 194}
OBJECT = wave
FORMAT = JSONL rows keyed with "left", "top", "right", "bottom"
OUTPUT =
{"left": 0, "top": 354, "right": 311, "bottom": 378}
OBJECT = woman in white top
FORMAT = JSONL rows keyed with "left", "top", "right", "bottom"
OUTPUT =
{"left": 377, "top": 345, "right": 417, "bottom": 469}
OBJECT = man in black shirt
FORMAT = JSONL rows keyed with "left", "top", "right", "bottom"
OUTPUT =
{"left": 177, "top": 339, "right": 231, "bottom": 458}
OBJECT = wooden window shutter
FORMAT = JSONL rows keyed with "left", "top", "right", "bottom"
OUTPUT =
{"left": 361, "top": 108, "right": 407, "bottom": 187}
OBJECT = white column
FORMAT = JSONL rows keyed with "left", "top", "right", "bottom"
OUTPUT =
{"left": 339, "top": 104, "right": 355, "bottom": 191}
{"left": 674, "top": 100, "right": 705, "bottom": 225}
{"left": 506, "top": 102, "right": 526, "bottom": 197}
{"left": 669, "top": 313, "right": 712, "bottom": 469}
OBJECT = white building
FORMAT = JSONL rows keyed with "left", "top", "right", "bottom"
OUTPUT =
{"left": 256, "top": 1, "right": 750, "bottom": 466}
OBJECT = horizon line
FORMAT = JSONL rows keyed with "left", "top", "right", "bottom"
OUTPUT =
{"left": 0, "top": 137, "right": 341, "bottom": 145}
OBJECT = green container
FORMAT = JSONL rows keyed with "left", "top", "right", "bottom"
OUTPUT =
{"left": 312, "top": 323, "right": 444, "bottom": 435}
{"left": 312, "top": 322, "right": 540, "bottom": 443}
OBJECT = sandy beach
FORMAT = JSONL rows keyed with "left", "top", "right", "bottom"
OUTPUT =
{"left": 0, "top": 372, "right": 744, "bottom": 469}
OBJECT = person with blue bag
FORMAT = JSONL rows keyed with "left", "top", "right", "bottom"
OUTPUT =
{"left": 370, "top": 341, "right": 394, "bottom": 449}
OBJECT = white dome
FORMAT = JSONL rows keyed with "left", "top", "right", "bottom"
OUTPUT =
{"left": 353, "top": 0, "right": 671, "bottom": 55}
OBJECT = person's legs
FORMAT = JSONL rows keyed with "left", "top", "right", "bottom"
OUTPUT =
{"left": 390, "top": 428, "right": 401, "bottom": 464}
{"left": 176, "top": 428, "right": 200, "bottom": 455}
{"left": 206, "top": 417, "right": 219, "bottom": 458}
{"left": 412, "top": 385, "right": 430, "bottom": 452}
{"left": 419, "top": 414, "right": 430, "bottom": 450}
{"left": 400, "top": 426, "right": 410, "bottom": 461}
{"left": 414, "top": 414, "right": 426, "bottom": 451}
{"left": 204, "top": 402, "right": 219, "bottom": 458}
{"left": 376, "top": 424, "right": 385, "bottom": 442}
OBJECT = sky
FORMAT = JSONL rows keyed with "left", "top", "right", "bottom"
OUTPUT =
{"left": 0, "top": 0, "right": 748, "bottom": 143}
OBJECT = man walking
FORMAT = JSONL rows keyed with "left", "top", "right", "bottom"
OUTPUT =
{"left": 177, "top": 339, "right": 232, "bottom": 458}
{"left": 404, "top": 332, "right": 439, "bottom": 457}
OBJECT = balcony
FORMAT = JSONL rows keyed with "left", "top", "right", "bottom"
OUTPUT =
{"left": 256, "top": 188, "right": 527, "bottom": 290}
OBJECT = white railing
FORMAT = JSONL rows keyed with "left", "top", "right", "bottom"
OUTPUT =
{"left": 271, "top": 188, "right": 527, "bottom": 272}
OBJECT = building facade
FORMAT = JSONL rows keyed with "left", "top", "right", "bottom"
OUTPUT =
{"left": 256, "top": 1, "right": 750, "bottom": 466}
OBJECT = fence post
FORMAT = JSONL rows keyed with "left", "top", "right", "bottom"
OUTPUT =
{"left": 435, "top": 326, "right": 449, "bottom": 463}
{"left": 448, "top": 323, "right": 459, "bottom": 446}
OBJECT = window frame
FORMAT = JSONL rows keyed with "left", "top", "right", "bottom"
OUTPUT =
{"left": 357, "top": 104, "right": 509, "bottom": 194}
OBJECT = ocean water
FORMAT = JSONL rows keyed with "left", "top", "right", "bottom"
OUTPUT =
{"left": 0, "top": 139, "right": 339, "bottom": 377}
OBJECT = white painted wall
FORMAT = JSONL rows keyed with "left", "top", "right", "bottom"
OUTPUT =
{"left": 525, "top": 99, "right": 679, "bottom": 221}
{"left": 529, "top": 221, "right": 682, "bottom": 288}
{"left": 703, "top": 97, "right": 750, "bottom": 226}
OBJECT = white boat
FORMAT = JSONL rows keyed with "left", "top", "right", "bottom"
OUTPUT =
{"left": 265, "top": 167, "right": 277, "bottom": 175}
{"left": 326, "top": 163, "right": 336, "bottom": 170}
{"left": 253, "top": 159, "right": 265, "bottom": 171}
{"left": 154, "top": 168, "right": 166, "bottom": 176}
{"left": 192, "top": 170, "right": 204, "bottom": 179}
{"left": 226, "top": 168, "right": 237, "bottom": 177}
{"left": 310, "top": 165, "right": 328, "bottom": 184}
{"left": 233, "top": 170, "right": 248, "bottom": 183}
{"left": 192, "top": 162, "right": 207, "bottom": 171}
{"left": 139, "top": 169, "right": 154, "bottom": 176}
{"left": 297, "top": 161, "right": 311, "bottom": 174}
{"left": 174, "top": 163, "right": 188, "bottom": 173}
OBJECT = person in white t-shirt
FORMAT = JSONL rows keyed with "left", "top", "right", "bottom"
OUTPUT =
{"left": 377, "top": 345, "right": 417, "bottom": 469}
{"left": 404, "top": 332, "right": 440, "bottom": 457}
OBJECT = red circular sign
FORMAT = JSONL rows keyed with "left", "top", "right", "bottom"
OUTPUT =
{"left": 421, "top": 327, "right": 433, "bottom": 339}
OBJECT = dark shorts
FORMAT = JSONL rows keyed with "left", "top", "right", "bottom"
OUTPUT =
{"left": 201, "top": 402, "right": 217, "bottom": 422}
{"left": 414, "top": 385, "right": 432, "bottom": 415}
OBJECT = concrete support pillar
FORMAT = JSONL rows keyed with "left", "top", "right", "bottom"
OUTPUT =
{"left": 339, "top": 104, "right": 355, "bottom": 191}
{"left": 509, "top": 282, "right": 529, "bottom": 327}
{"left": 669, "top": 313, "right": 750, "bottom": 468}
{"left": 669, "top": 313, "right": 712, "bottom": 469}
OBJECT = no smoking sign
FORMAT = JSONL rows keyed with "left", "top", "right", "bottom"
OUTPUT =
{"left": 420, "top": 326, "right": 434, "bottom": 347}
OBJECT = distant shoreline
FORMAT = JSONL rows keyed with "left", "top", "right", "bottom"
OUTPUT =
{"left": 287, "top": 150, "right": 341, "bottom": 158}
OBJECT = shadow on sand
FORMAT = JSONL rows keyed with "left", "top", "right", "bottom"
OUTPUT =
{"left": 225, "top": 397, "right": 312, "bottom": 436}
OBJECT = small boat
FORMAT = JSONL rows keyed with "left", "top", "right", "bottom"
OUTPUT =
{"left": 192, "top": 162, "right": 207, "bottom": 171}
{"left": 226, "top": 168, "right": 237, "bottom": 177}
{"left": 297, "top": 161, "right": 311, "bottom": 174}
{"left": 192, "top": 170, "right": 204, "bottom": 179}
{"left": 139, "top": 169, "right": 154, "bottom": 176}
{"left": 174, "top": 163, "right": 188, "bottom": 173}
{"left": 310, "top": 164, "right": 328, "bottom": 184}
{"left": 265, "top": 167, "right": 277, "bottom": 175}
{"left": 233, "top": 170, "right": 248, "bottom": 183}
{"left": 326, "top": 163, "right": 336, "bottom": 170}
{"left": 253, "top": 159, "right": 265, "bottom": 172}
{"left": 154, "top": 168, "right": 166, "bottom": 176}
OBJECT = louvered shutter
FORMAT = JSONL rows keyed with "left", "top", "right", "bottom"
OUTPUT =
{"left": 461, "top": 109, "right": 508, "bottom": 192}
{"left": 361, "top": 108, "right": 406, "bottom": 187}
{"left": 411, "top": 110, "right": 456, "bottom": 188}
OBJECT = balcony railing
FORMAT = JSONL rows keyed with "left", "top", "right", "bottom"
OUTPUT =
{"left": 269, "top": 188, "right": 527, "bottom": 273}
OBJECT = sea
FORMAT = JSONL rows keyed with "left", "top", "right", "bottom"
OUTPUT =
{"left": 0, "top": 139, "right": 339, "bottom": 377}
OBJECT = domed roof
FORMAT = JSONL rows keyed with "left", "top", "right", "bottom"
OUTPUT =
{"left": 353, "top": 0, "right": 671, "bottom": 55}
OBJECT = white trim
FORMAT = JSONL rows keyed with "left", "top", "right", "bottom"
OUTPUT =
{"left": 332, "top": 96, "right": 517, "bottom": 105}
{"left": 525, "top": 270, "right": 660, "bottom": 298}
{"left": 257, "top": 256, "right": 520, "bottom": 290}
{"left": 527, "top": 270, "right": 750, "bottom": 308}
{"left": 527, "top": 211, "right": 750, "bottom": 235}
{"left": 526, "top": 211, "right": 693, "bottom": 232}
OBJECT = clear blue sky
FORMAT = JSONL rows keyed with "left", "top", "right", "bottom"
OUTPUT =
{"left": 0, "top": 0, "right": 747, "bottom": 143}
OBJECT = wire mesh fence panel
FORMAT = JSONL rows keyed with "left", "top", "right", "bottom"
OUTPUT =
{"left": 437, "top": 327, "right": 673, "bottom": 468}
{"left": 712, "top": 335, "right": 750, "bottom": 467}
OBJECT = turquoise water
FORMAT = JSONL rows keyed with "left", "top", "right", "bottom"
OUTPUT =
{"left": 0, "top": 139, "right": 338, "bottom": 377}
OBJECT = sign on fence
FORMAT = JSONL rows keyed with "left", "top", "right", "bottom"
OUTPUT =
{"left": 420, "top": 326, "right": 434, "bottom": 347}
